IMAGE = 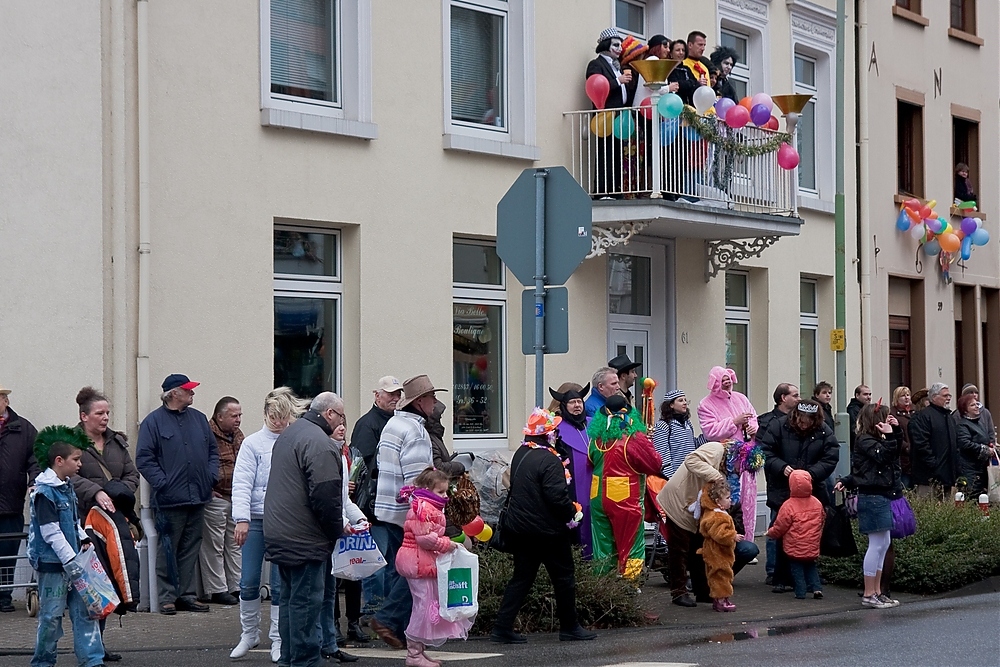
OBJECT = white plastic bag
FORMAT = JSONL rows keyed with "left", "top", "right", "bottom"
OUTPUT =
{"left": 68, "top": 549, "right": 120, "bottom": 620}
{"left": 331, "top": 531, "right": 386, "bottom": 581}
{"left": 436, "top": 546, "right": 479, "bottom": 622}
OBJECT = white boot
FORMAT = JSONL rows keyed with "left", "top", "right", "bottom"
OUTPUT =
{"left": 230, "top": 597, "right": 261, "bottom": 659}
{"left": 269, "top": 604, "right": 281, "bottom": 663}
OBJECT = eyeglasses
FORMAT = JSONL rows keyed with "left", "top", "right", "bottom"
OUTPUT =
{"left": 331, "top": 409, "right": 346, "bottom": 422}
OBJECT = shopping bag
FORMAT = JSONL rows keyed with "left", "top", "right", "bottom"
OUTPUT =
{"left": 820, "top": 503, "right": 858, "bottom": 558}
{"left": 68, "top": 549, "right": 120, "bottom": 620}
{"left": 331, "top": 531, "right": 386, "bottom": 581}
{"left": 436, "top": 547, "right": 479, "bottom": 622}
{"left": 889, "top": 496, "right": 917, "bottom": 539}
{"left": 988, "top": 452, "right": 1000, "bottom": 505}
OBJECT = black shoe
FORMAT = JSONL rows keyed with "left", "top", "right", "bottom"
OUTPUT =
{"left": 559, "top": 625, "right": 597, "bottom": 641}
{"left": 347, "top": 621, "right": 370, "bottom": 643}
{"left": 175, "top": 595, "right": 211, "bottom": 612}
{"left": 490, "top": 628, "right": 527, "bottom": 644}
{"left": 103, "top": 652, "right": 123, "bottom": 662}
{"left": 210, "top": 592, "right": 239, "bottom": 605}
{"left": 0, "top": 599, "right": 14, "bottom": 613}
{"left": 765, "top": 575, "right": 774, "bottom": 586}
{"left": 321, "top": 648, "right": 359, "bottom": 662}
{"left": 772, "top": 585, "right": 789, "bottom": 594}
{"left": 672, "top": 593, "right": 697, "bottom": 607}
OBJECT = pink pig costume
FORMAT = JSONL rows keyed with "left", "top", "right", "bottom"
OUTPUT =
{"left": 697, "top": 366, "right": 759, "bottom": 442}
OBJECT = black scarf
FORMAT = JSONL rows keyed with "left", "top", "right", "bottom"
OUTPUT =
{"left": 549, "top": 383, "right": 590, "bottom": 431}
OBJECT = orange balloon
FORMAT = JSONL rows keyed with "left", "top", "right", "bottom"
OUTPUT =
{"left": 939, "top": 232, "right": 961, "bottom": 253}
{"left": 739, "top": 96, "right": 753, "bottom": 111}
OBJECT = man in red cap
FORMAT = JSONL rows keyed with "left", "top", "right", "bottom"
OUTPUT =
{"left": 136, "top": 373, "right": 219, "bottom": 615}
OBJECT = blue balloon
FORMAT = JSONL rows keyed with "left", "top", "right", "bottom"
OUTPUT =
{"left": 961, "top": 235, "right": 973, "bottom": 261}
{"left": 612, "top": 112, "right": 636, "bottom": 140}
{"left": 684, "top": 126, "right": 700, "bottom": 142}
{"left": 924, "top": 239, "right": 941, "bottom": 256}
{"left": 657, "top": 93, "right": 684, "bottom": 119}
{"left": 895, "top": 209, "right": 911, "bottom": 232}
{"left": 660, "top": 117, "right": 679, "bottom": 145}
{"left": 971, "top": 227, "right": 991, "bottom": 246}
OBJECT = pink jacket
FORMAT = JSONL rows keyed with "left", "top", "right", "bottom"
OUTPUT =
{"left": 697, "top": 366, "right": 759, "bottom": 441}
{"left": 395, "top": 497, "right": 455, "bottom": 580}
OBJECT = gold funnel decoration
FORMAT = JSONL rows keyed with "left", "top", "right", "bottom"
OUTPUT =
{"left": 629, "top": 58, "right": 680, "bottom": 84}
{"left": 772, "top": 94, "right": 813, "bottom": 115}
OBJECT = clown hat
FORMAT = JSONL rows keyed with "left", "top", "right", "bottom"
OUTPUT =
{"left": 620, "top": 35, "right": 648, "bottom": 66}
{"left": 523, "top": 407, "right": 561, "bottom": 436}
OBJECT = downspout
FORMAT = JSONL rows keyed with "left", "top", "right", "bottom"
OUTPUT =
{"left": 834, "top": 0, "right": 850, "bottom": 477}
{"left": 136, "top": 0, "right": 158, "bottom": 613}
{"left": 857, "top": 0, "right": 873, "bottom": 387}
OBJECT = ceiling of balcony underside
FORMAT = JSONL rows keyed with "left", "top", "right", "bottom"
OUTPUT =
{"left": 592, "top": 200, "right": 803, "bottom": 240}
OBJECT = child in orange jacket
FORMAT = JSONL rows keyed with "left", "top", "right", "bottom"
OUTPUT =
{"left": 697, "top": 479, "right": 738, "bottom": 612}
{"left": 766, "top": 469, "right": 826, "bottom": 599}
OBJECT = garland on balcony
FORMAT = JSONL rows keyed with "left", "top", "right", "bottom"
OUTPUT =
{"left": 679, "top": 107, "right": 791, "bottom": 157}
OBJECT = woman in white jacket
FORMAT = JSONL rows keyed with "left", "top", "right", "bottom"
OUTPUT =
{"left": 230, "top": 387, "right": 308, "bottom": 661}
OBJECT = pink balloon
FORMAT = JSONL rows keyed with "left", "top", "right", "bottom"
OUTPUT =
{"left": 725, "top": 105, "right": 750, "bottom": 129}
{"left": 585, "top": 74, "right": 610, "bottom": 110}
{"left": 751, "top": 92, "right": 773, "bottom": 113}
{"left": 777, "top": 143, "right": 799, "bottom": 170}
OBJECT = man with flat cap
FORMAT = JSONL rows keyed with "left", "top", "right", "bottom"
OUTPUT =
{"left": 608, "top": 354, "right": 642, "bottom": 407}
{"left": 136, "top": 373, "right": 219, "bottom": 615}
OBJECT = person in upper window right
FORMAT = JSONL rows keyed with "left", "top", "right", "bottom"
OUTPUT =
{"left": 954, "top": 162, "right": 977, "bottom": 205}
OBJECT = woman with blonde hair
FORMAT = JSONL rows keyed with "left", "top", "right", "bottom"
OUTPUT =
{"left": 230, "top": 387, "right": 309, "bottom": 661}
{"left": 890, "top": 386, "right": 914, "bottom": 488}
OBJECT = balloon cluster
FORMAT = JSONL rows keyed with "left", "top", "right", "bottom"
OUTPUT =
{"left": 896, "top": 198, "right": 991, "bottom": 260}
{"left": 452, "top": 516, "right": 493, "bottom": 544}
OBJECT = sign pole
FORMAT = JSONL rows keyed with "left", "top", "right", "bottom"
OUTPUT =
{"left": 533, "top": 169, "right": 548, "bottom": 408}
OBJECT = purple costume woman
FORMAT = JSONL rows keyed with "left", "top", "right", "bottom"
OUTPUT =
{"left": 549, "top": 383, "right": 594, "bottom": 558}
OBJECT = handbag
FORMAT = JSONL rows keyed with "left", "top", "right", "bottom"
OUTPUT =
{"left": 331, "top": 530, "right": 387, "bottom": 581}
{"left": 988, "top": 451, "right": 1000, "bottom": 505}
{"left": 820, "top": 502, "right": 858, "bottom": 558}
{"left": 486, "top": 453, "right": 524, "bottom": 553}
{"left": 889, "top": 496, "right": 917, "bottom": 539}
{"left": 436, "top": 546, "right": 479, "bottom": 622}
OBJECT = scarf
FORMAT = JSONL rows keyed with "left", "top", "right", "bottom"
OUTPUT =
{"left": 402, "top": 487, "right": 448, "bottom": 510}
{"left": 522, "top": 436, "right": 572, "bottom": 485}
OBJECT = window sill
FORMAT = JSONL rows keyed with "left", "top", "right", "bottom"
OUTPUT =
{"left": 891, "top": 5, "right": 929, "bottom": 27}
{"left": 950, "top": 206, "right": 986, "bottom": 220}
{"left": 797, "top": 196, "right": 835, "bottom": 214}
{"left": 260, "top": 107, "right": 378, "bottom": 140}
{"left": 947, "top": 27, "right": 984, "bottom": 47}
{"left": 893, "top": 193, "right": 925, "bottom": 205}
{"left": 443, "top": 133, "right": 540, "bottom": 161}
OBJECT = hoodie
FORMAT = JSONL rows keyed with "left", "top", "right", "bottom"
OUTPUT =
{"left": 766, "top": 470, "right": 825, "bottom": 560}
{"left": 697, "top": 367, "right": 759, "bottom": 442}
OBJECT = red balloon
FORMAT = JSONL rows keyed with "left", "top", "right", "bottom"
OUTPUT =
{"left": 725, "top": 105, "right": 750, "bottom": 129}
{"left": 586, "top": 74, "right": 610, "bottom": 110}
{"left": 462, "top": 517, "right": 485, "bottom": 537}
{"left": 765, "top": 115, "right": 779, "bottom": 131}
{"left": 639, "top": 96, "right": 653, "bottom": 120}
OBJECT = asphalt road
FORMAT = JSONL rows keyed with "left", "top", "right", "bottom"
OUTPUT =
{"left": 4, "top": 593, "right": 997, "bottom": 667}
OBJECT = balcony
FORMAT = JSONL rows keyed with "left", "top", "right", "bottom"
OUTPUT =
{"left": 564, "top": 107, "right": 804, "bottom": 255}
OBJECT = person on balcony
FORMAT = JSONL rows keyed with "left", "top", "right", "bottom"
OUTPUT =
{"left": 710, "top": 46, "right": 740, "bottom": 103}
{"left": 954, "top": 162, "right": 976, "bottom": 205}
{"left": 667, "top": 40, "right": 698, "bottom": 105}
{"left": 586, "top": 28, "right": 632, "bottom": 198}
{"left": 619, "top": 36, "right": 649, "bottom": 197}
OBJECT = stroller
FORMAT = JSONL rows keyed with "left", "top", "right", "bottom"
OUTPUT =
{"left": 0, "top": 530, "right": 39, "bottom": 616}
{"left": 643, "top": 476, "right": 670, "bottom": 582}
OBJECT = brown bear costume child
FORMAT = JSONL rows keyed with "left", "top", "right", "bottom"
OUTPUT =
{"left": 696, "top": 480, "right": 738, "bottom": 612}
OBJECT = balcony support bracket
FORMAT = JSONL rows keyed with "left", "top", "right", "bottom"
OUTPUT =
{"left": 705, "top": 236, "right": 781, "bottom": 281}
{"left": 588, "top": 222, "right": 649, "bottom": 259}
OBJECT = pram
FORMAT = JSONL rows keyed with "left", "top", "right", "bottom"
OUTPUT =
{"left": 643, "top": 476, "right": 670, "bottom": 582}
{"left": 0, "top": 531, "right": 39, "bottom": 616}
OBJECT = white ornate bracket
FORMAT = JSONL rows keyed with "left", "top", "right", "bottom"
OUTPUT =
{"left": 705, "top": 236, "right": 781, "bottom": 281}
{"left": 588, "top": 222, "right": 649, "bottom": 258}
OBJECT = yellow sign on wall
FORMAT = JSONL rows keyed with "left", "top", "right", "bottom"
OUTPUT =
{"left": 830, "top": 329, "right": 846, "bottom": 351}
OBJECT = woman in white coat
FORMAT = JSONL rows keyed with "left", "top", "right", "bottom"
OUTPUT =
{"left": 230, "top": 388, "right": 309, "bottom": 661}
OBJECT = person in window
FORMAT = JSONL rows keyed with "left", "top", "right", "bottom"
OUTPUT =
{"left": 710, "top": 46, "right": 740, "bottom": 103}
{"left": 954, "top": 162, "right": 976, "bottom": 205}
{"left": 586, "top": 28, "right": 632, "bottom": 199}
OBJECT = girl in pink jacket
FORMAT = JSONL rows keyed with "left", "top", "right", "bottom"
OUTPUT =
{"left": 396, "top": 468, "right": 471, "bottom": 667}
{"left": 697, "top": 366, "right": 759, "bottom": 441}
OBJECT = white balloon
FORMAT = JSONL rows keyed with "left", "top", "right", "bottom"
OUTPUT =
{"left": 910, "top": 223, "right": 926, "bottom": 241}
{"left": 692, "top": 85, "right": 717, "bottom": 115}
{"left": 974, "top": 217, "right": 983, "bottom": 230}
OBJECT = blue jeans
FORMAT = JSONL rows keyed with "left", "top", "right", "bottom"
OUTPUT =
{"left": 765, "top": 509, "right": 778, "bottom": 576}
{"left": 320, "top": 569, "right": 341, "bottom": 652}
{"left": 361, "top": 522, "right": 389, "bottom": 616}
{"left": 277, "top": 560, "right": 326, "bottom": 667}
{"left": 239, "top": 518, "right": 281, "bottom": 605}
{"left": 789, "top": 559, "right": 821, "bottom": 598}
{"left": 373, "top": 523, "right": 411, "bottom": 639}
{"left": 31, "top": 570, "right": 105, "bottom": 667}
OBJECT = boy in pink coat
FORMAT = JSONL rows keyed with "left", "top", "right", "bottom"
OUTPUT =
{"left": 697, "top": 366, "right": 759, "bottom": 442}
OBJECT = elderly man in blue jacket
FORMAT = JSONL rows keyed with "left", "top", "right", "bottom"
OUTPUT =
{"left": 136, "top": 373, "right": 219, "bottom": 615}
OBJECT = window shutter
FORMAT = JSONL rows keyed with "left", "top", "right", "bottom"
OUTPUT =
{"left": 450, "top": 5, "right": 505, "bottom": 128}
{"left": 271, "top": 0, "right": 336, "bottom": 103}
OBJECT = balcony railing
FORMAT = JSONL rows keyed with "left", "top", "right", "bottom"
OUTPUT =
{"left": 564, "top": 107, "right": 797, "bottom": 217}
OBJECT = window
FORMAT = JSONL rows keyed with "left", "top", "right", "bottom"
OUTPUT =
{"left": 953, "top": 116, "right": 980, "bottom": 207}
{"left": 725, "top": 271, "right": 750, "bottom": 388}
{"left": 896, "top": 0, "right": 919, "bottom": 9}
{"left": 794, "top": 54, "right": 818, "bottom": 192}
{"left": 800, "top": 280, "right": 818, "bottom": 392}
{"left": 260, "top": 0, "right": 376, "bottom": 139}
{"left": 608, "top": 254, "right": 651, "bottom": 317}
{"left": 888, "top": 316, "right": 911, "bottom": 390}
{"left": 950, "top": 0, "right": 976, "bottom": 34}
{"left": 273, "top": 227, "right": 342, "bottom": 398}
{"left": 720, "top": 30, "right": 750, "bottom": 100}
{"left": 897, "top": 101, "right": 924, "bottom": 197}
{"left": 443, "top": 0, "right": 538, "bottom": 160}
{"left": 453, "top": 241, "right": 507, "bottom": 441}
{"left": 615, "top": 0, "right": 645, "bottom": 37}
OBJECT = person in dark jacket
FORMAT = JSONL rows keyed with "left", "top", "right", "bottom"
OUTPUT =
{"left": 135, "top": 373, "right": 219, "bottom": 614}
{"left": 955, "top": 393, "right": 995, "bottom": 496}
{"left": 955, "top": 384, "right": 996, "bottom": 444}
{"left": 0, "top": 383, "right": 39, "bottom": 613}
{"left": 889, "top": 386, "right": 915, "bottom": 488}
{"left": 758, "top": 383, "right": 800, "bottom": 436}
{"left": 264, "top": 392, "right": 345, "bottom": 666}
{"left": 759, "top": 400, "right": 839, "bottom": 592}
{"left": 586, "top": 28, "right": 632, "bottom": 198}
{"left": 427, "top": 399, "right": 464, "bottom": 478}
{"left": 846, "top": 385, "right": 871, "bottom": 452}
{"left": 812, "top": 381, "right": 836, "bottom": 432}
{"left": 709, "top": 45, "right": 740, "bottom": 102}
{"left": 907, "top": 383, "right": 960, "bottom": 498}
{"left": 490, "top": 409, "right": 596, "bottom": 645}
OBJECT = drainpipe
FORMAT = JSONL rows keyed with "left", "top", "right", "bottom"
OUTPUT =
{"left": 834, "top": 0, "right": 850, "bottom": 477}
{"left": 136, "top": 0, "right": 158, "bottom": 613}
{"left": 856, "top": 0, "right": 873, "bottom": 389}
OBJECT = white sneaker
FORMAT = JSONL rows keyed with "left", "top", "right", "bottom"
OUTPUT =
{"left": 862, "top": 595, "right": 889, "bottom": 609}
{"left": 877, "top": 594, "right": 900, "bottom": 608}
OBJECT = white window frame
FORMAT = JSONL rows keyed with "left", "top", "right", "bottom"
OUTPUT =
{"left": 442, "top": 0, "right": 539, "bottom": 160}
{"left": 718, "top": 0, "right": 770, "bottom": 95}
{"left": 720, "top": 28, "right": 751, "bottom": 96}
{"left": 452, "top": 240, "right": 508, "bottom": 450}
{"left": 794, "top": 53, "right": 818, "bottom": 195}
{"left": 799, "top": 278, "right": 819, "bottom": 392}
{"left": 273, "top": 225, "right": 344, "bottom": 395}
{"left": 614, "top": 0, "right": 646, "bottom": 38}
{"left": 789, "top": 0, "right": 836, "bottom": 210}
{"left": 260, "top": 0, "right": 377, "bottom": 139}
{"left": 724, "top": 270, "right": 751, "bottom": 389}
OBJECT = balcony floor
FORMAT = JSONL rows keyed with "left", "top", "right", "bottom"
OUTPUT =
{"left": 593, "top": 198, "right": 803, "bottom": 240}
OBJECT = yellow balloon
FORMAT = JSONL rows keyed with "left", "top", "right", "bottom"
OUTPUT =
{"left": 590, "top": 111, "right": 614, "bottom": 137}
{"left": 475, "top": 524, "right": 493, "bottom": 542}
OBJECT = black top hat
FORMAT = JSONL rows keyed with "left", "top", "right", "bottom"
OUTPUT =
{"left": 608, "top": 354, "right": 642, "bottom": 374}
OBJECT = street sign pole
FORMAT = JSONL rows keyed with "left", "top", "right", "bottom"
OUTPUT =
{"left": 533, "top": 169, "right": 548, "bottom": 408}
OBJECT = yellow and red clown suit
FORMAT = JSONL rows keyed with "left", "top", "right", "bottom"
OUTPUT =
{"left": 588, "top": 394, "right": 662, "bottom": 578}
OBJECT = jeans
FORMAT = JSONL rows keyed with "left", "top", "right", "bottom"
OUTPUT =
{"left": 361, "top": 522, "right": 389, "bottom": 617}
{"left": 765, "top": 509, "right": 778, "bottom": 576}
{"left": 320, "top": 569, "right": 340, "bottom": 651}
{"left": 788, "top": 559, "right": 821, "bottom": 598}
{"left": 199, "top": 496, "right": 241, "bottom": 595}
{"left": 0, "top": 513, "right": 24, "bottom": 605}
{"left": 494, "top": 534, "right": 577, "bottom": 633}
{"left": 238, "top": 518, "right": 281, "bottom": 605}
{"left": 277, "top": 560, "right": 326, "bottom": 667}
{"left": 155, "top": 504, "right": 207, "bottom": 605}
{"left": 373, "top": 523, "right": 411, "bottom": 639}
{"left": 31, "top": 570, "right": 105, "bottom": 667}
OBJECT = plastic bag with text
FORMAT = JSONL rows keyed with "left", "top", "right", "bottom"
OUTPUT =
{"left": 69, "top": 549, "right": 120, "bottom": 620}
{"left": 331, "top": 531, "right": 386, "bottom": 581}
{"left": 436, "top": 547, "right": 479, "bottom": 622}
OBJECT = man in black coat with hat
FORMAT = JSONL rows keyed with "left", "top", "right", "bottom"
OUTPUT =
{"left": 608, "top": 354, "right": 642, "bottom": 408}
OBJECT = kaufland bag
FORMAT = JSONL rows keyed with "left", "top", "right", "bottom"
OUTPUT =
{"left": 68, "top": 549, "right": 120, "bottom": 620}
{"left": 331, "top": 531, "right": 386, "bottom": 581}
{"left": 436, "top": 546, "right": 479, "bottom": 622}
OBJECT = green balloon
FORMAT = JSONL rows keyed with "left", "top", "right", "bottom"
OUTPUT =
{"left": 612, "top": 112, "right": 636, "bottom": 139}
{"left": 657, "top": 93, "right": 684, "bottom": 119}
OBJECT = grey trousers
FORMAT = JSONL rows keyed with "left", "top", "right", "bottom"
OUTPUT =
{"left": 199, "top": 496, "right": 241, "bottom": 595}
{"left": 155, "top": 503, "right": 207, "bottom": 605}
